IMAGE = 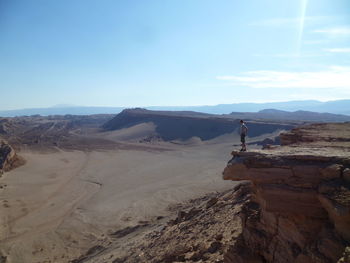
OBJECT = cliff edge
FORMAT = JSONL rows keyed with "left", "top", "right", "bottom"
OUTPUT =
{"left": 223, "top": 123, "right": 350, "bottom": 263}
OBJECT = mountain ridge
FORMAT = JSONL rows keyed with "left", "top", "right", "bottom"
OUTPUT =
{"left": 229, "top": 108, "right": 350, "bottom": 122}
{"left": 1, "top": 100, "right": 349, "bottom": 117}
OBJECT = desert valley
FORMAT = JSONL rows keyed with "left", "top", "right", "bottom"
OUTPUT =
{"left": 0, "top": 109, "right": 349, "bottom": 263}
{"left": 2, "top": 1, "right": 350, "bottom": 262}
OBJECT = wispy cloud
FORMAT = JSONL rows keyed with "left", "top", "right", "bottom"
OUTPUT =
{"left": 324, "top": 48, "right": 350, "bottom": 53}
{"left": 253, "top": 52, "right": 322, "bottom": 58}
{"left": 250, "top": 16, "right": 329, "bottom": 27}
{"left": 216, "top": 66, "right": 350, "bottom": 89}
{"left": 314, "top": 26, "right": 350, "bottom": 36}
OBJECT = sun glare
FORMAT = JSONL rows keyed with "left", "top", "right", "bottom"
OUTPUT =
{"left": 297, "top": 0, "right": 309, "bottom": 56}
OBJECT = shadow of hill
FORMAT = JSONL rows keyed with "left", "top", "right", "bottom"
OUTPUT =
{"left": 103, "top": 109, "right": 296, "bottom": 141}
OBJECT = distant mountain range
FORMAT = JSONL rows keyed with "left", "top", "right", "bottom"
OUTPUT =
{"left": 0, "top": 100, "right": 349, "bottom": 117}
{"left": 148, "top": 100, "right": 350, "bottom": 115}
{"left": 0, "top": 106, "right": 125, "bottom": 117}
{"left": 229, "top": 109, "right": 350, "bottom": 122}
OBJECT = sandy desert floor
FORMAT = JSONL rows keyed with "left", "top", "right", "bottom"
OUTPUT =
{"left": 0, "top": 136, "right": 255, "bottom": 263}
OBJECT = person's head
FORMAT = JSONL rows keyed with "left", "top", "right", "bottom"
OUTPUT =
{"left": 240, "top": 120, "right": 244, "bottom": 124}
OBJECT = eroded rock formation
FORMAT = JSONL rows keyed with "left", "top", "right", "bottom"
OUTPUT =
{"left": 223, "top": 123, "right": 350, "bottom": 263}
{"left": 0, "top": 140, "right": 24, "bottom": 175}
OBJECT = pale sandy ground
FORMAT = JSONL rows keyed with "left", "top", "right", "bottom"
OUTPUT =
{"left": 0, "top": 128, "right": 282, "bottom": 263}
{"left": 0, "top": 142, "right": 240, "bottom": 263}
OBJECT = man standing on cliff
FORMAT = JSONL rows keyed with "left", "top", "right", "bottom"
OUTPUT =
{"left": 239, "top": 120, "right": 248, "bottom": 152}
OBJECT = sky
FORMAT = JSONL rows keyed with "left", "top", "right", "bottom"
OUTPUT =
{"left": 0, "top": 0, "right": 350, "bottom": 110}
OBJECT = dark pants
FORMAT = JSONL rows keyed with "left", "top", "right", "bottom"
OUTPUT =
{"left": 241, "top": 134, "right": 246, "bottom": 143}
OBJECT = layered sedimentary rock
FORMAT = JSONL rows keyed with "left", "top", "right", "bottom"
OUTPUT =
{"left": 0, "top": 140, "right": 24, "bottom": 174}
{"left": 279, "top": 123, "right": 350, "bottom": 146}
{"left": 223, "top": 123, "right": 350, "bottom": 263}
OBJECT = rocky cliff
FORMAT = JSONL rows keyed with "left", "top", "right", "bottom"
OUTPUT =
{"left": 0, "top": 140, "right": 24, "bottom": 175}
{"left": 223, "top": 123, "right": 350, "bottom": 263}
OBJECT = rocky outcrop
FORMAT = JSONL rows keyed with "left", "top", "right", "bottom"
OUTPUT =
{"left": 0, "top": 140, "right": 24, "bottom": 175}
{"left": 280, "top": 123, "right": 350, "bottom": 146}
{"left": 223, "top": 123, "right": 350, "bottom": 263}
{"left": 70, "top": 184, "right": 254, "bottom": 263}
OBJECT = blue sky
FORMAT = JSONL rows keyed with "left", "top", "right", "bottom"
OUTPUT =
{"left": 0, "top": 0, "right": 349, "bottom": 110}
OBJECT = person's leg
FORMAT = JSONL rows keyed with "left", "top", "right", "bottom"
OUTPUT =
{"left": 242, "top": 135, "right": 246, "bottom": 151}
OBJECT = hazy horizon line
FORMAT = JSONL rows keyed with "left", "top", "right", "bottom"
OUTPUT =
{"left": 1, "top": 98, "right": 349, "bottom": 112}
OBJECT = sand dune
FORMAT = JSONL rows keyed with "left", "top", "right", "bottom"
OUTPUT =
{"left": 100, "top": 122, "right": 157, "bottom": 142}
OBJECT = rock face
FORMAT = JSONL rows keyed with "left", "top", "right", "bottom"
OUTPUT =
{"left": 223, "top": 123, "right": 350, "bottom": 263}
{"left": 0, "top": 140, "right": 24, "bottom": 174}
{"left": 70, "top": 184, "right": 252, "bottom": 263}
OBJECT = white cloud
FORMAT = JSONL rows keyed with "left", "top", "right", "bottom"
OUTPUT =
{"left": 216, "top": 66, "right": 350, "bottom": 90}
{"left": 324, "top": 48, "right": 350, "bottom": 53}
{"left": 314, "top": 26, "right": 350, "bottom": 36}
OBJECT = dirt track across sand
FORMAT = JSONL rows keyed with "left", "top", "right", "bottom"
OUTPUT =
{"left": 0, "top": 141, "right": 240, "bottom": 262}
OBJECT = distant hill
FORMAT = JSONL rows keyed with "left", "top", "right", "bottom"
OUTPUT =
{"left": 228, "top": 109, "right": 350, "bottom": 122}
{"left": 0, "top": 106, "right": 124, "bottom": 117}
{"left": 1, "top": 99, "right": 349, "bottom": 117}
{"left": 102, "top": 109, "right": 295, "bottom": 141}
{"left": 147, "top": 100, "right": 350, "bottom": 115}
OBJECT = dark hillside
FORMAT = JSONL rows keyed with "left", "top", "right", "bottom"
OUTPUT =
{"left": 103, "top": 109, "right": 296, "bottom": 141}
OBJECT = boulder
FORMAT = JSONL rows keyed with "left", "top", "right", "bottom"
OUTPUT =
{"left": 319, "top": 164, "right": 343, "bottom": 180}
{"left": 0, "top": 140, "right": 24, "bottom": 174}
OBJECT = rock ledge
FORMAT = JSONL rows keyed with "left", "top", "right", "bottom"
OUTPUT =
{"left": 223, "top": 123, "right": 350, "bottom": 263}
